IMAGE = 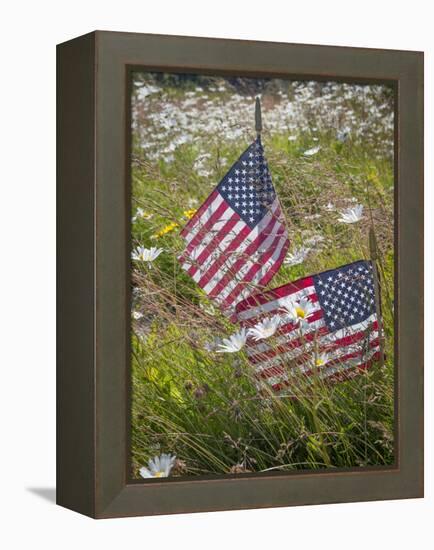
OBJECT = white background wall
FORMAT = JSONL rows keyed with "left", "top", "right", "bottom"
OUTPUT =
{"left": 1, "top": 1, "right": 431, "bottom": 548}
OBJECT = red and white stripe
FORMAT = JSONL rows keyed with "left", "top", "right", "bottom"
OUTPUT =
{"left": 179, "top": 194, "right": 289, "bottom": 314}
{"left": 235, "top": 279, "right": 380, "bottom": 393}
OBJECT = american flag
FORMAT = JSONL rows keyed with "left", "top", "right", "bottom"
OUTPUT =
{"left": 179, "top": 137, "right": 289, "bottom": 315}
{"left": 235, "top": 260, "right": 382, "bottom": 393}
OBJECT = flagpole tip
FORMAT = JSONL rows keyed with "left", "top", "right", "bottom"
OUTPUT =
{"left": 255, "top": 97, "right": 262, "bottom": 136}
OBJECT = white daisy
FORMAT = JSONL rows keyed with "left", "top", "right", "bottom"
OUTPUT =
{"left": 139, "top": 453, "right": 176, "bottom": 479}
{"left": 303, "top": 213, "right": 321, "bottom": 220}
{"left": 187, "top": 197, "right": 199, "bottom": 207}
{"left": 216, "top": 328, "right": 248, "bottom": 353}
{"left": 337, "top": 127, "right": 351, "bottom": 143}
{"left": 132, "top": 207, "right": 153, "bottom": 222}
{"left": 304, "top": 234, "right": 325, "bottom": 248}
{"left": 338, "top": 204, "right": 364, "bottom": 224}
{"left": 131, "top": 246, "right": 163, "bottom": 265}
{"left": 199, "top": 302, "right": 217, "bottom": 316}
{"left": 284, "top": 246, "right": 310, "bottom": 267}
{"left": 248, "top": 315, "right": 281, "bottom": 341}
{"left": 314, "top": 352, "right": 330, "bottom": 368}
{"left": 132, "top": 310, "right": 143, "bottom": 320}
{"left": 303, "top": 146, "right": 321, "bottom": 156}
{"left": 280, "top": 296, "right": 316, "bottom": 329}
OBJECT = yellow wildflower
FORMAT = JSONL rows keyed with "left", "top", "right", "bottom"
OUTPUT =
{"left": 367, "top": 169, "right": 380, "bottom": 186}
{"left": 183, "top": 208, "right": 197, "bottom": 220}
{"left": 151, "top": 221, "right": 179, "bottom": 239}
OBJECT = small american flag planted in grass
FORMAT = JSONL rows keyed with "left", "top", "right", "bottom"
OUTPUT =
{"left": 179, "top": 136, "right": 289, "bottom": 316}
{"left": 235, "top": 260, "right": 382, "bottom": 393}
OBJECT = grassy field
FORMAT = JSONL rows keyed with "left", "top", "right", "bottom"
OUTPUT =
{"left": 130, "top": 74, "right": 395, "bottom": 477}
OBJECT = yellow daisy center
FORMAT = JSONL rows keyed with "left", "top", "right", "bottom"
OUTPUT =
{"left": 154, "top": 471, "right": 165, "bottom": 478}
{"left": 315, "top": 358, "right": 325, "bottom": 367}
{"left": 295, "top": 307, "right": 306, "bottom": 319}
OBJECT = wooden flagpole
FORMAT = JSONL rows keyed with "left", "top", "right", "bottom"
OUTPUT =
{"left": 369, "top": 226, "right": 385, "bottom": 369}
{"left": 255, "top": 97, "right": 262, "bottom": 137}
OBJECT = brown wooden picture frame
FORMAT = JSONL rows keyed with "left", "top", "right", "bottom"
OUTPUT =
{"left": 57, "top": 30, "right": 424, "bottom": 519}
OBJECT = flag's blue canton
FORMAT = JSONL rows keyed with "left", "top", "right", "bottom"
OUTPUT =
{"left": 217, "top": 137, "right": 276, "bottom": 229}
{"left": 313, "top": 260, "right": 376, "bottom": 331}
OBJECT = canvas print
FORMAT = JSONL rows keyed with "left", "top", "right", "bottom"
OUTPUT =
{"left": 129, "top": 72, "right": 395, "bottom": 479}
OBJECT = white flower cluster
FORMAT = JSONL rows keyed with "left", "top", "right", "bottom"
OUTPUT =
{"left": 132, "top": 79, "right": 393, "bottom": 165}
{"left": 215, "top": 296, "right": 315, "bottom": 353}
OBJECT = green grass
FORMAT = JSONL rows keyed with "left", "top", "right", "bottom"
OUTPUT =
{"left": 130, "top": 78, "right": 394, "bottom": 477}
